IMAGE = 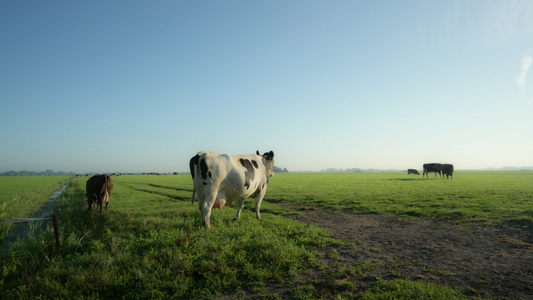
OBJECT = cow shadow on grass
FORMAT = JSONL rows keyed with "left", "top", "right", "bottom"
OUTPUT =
{"left": 146, "top": 183, "right": 192, "bottom": 193}
{"left": 387, "top": 178, "right": 422, "bottom": 182}
{"left": 54, "top": 182, "right": 186, "bottom": 252}
{"left": 124, "top": 183, "right": 192, "bottom": 202}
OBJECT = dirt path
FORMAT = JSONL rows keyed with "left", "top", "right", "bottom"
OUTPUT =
{"left": 279, "top": 203, "right": 533, "bottom": 299}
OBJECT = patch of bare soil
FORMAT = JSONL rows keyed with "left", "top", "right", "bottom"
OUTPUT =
{"left": 277, "top": 204, "right": 533, "bottom": 299}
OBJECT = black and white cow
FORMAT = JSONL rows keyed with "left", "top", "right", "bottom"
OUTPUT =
{"left": 190, "top": 151, "right": 275, "bottom": 228}
{"left": 407, "top": 169, "right": 420, "bottom": 175}
{"left": 423, "top": 163, "right": 442, "bottom": 178}
{"left": 441, "top": 164, "right": 454, "bottom": 179}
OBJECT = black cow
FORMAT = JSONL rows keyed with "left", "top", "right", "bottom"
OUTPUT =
{"left": 441, "top": 164, "right": 454, "bottom": 179}
{"left": 407, "top": 169, "right": 420, "bottom": 175}
{"left": 423, "top": 163, "right": 442, "bottom": 179}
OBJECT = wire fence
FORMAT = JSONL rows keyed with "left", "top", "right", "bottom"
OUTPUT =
{"left": 1, "top": 217, "right": 52, "bottom": 224}
{"left": 1, "top": 215, "right": 61, "bottom": 247}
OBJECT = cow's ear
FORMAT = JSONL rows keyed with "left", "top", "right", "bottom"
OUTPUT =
{"left": 256, "top": 150, "right": 260, "bottom": 155}
{"left": 269, "top": 151, "right": 274, "bottom": 159}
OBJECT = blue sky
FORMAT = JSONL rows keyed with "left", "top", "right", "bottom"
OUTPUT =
{"left": 1, "top": 0, "right": 532, "bottom": 173}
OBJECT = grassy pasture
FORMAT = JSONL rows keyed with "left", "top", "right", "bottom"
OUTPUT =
{"left": 0, "top": 176, "right": 69, "bottom": 241}
{"left": 1, "top": 175, "right": 348, "bottom": 299}
{"left": 1, "top": 171, "right": 530, "bottom": 299}
{"left": 268, "top": 171, "right": 533, "bottom": 224}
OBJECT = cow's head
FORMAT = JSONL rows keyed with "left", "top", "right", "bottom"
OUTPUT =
{"left": 257, "top": 150, "right": 275, "bottom": 177}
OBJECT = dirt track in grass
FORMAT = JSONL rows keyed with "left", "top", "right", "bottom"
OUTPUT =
{"left": 273, "top": 203, "right": 533, "bottom": 299}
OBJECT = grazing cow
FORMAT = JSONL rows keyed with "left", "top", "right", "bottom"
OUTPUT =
{"left": 190, "top": 150, "right": 275, "bottom": 228}
{"left": 441, "top": 164, "right": 454, "bottom": 179}
{"left": 407, "top": 169, "right": 420, "bottom": 175}
{"left": 86, "top": 174, "right": 114, "bottom": 212}
{"left": 423, "top": 163, "right": 442, "bottom": 179}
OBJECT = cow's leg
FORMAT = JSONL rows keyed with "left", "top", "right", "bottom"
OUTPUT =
{"left": 98, "top": 195, "right": 103, "bottom": 212}
{"left": 88, "top": 193, "right": 96, "bottom": 210}
{"left": 201, "top": 199, "right": 213, "bottom": 229}
{"left": 234, "top": 199, "right": 245, "bottom": 221}
{"left": 200, "top": 187, "right": 217, "bottom": 228}
{"left": 198, "top": 194, "right": 204, "bottom": 212}
{"left": 254, "top": 192, "right": 266, "bottom": 220}
{"left": 255, "top": 195, "right": 263, "bottom": 220}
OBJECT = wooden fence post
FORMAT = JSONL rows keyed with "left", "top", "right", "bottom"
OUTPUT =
{"left": 52, "top": 214, "right": 61, "bottom": 247}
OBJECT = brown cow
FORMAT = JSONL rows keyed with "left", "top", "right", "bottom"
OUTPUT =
{"left": 86, "top": 174, "right": 114, "bottom": 212}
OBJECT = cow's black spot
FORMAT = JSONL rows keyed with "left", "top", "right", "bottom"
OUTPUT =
{"left": 239, "top": 158, "right": 255, "bottom": 190}
{"left": 208, "top": 171, "right": 212, "bottom": 179}
{"left": 262, "top": 183, "right": 265, "bottom": 189}
{"left": 200, "top": 159, "right": 209, "bottom": 180}
{"left": 189, "top": 154, "right": 200, "bottom": 179}
{"left": 203, "top": 181, "right": 207, "bottom": 185}
{"left": 252, "top": 160, "right": 259, "bottom": 168}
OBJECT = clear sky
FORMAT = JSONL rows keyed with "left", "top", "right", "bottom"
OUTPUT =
{"left": 1, "top": 0, "right": 532, "bottom": 173}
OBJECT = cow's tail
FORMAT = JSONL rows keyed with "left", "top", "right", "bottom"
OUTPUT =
{"left": 191, "top": 163, "right": 203, "bottom": 205}
{"left": 190, "top": 156, "right": 196, "bottom": 205}
{"left": 190, "top": 154, "right": 203, "bottom": 205}
{"left": 103, "top": 175, "right": 109, "bottom": 202}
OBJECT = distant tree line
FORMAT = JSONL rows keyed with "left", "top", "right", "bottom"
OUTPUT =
{"left": 273, "top": 166, "right": 288, "bottom": 173}
{"left": 2, "top": 168, "right": 290, "bottom": 176}
{"left": 1, "top": 170, "right": 76, "bottom": 176}
{"left": 321, "top": 168, "right": 389, "bottom": 172}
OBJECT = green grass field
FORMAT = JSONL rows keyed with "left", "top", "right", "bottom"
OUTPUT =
{"left": 268, "top": 171, "right": 533, "bottom": 224}
{"left": 0, "top": 176, "right": 70, "bottom": 241}
{"left": 0, "top": 171, "right": 531, "bottom": 299}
